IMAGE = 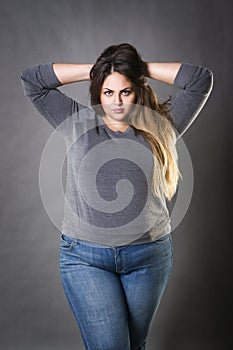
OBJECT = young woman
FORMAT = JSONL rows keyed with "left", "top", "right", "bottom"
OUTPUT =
{"left": 21, "top": 43, "right": 213, "bottom": 350}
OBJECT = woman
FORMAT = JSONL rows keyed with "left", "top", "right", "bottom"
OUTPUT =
{"left": 21, "top": 43, "right": 213, "bottom": 350}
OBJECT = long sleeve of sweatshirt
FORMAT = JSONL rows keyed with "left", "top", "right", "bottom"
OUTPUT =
{"left": 20, "top": 62, "right": 213, "bottom": 137}
{"left": 20, "top": 63, "right": 85, "bottom": 130}
{"left": 169, "top": 62, "right": 213, "bottom": 138}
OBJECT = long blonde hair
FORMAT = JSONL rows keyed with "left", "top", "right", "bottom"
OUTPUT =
{"left": 90, "top": 43, "right": 182, "bottom": 202}
{"left": 128, "top": 84, "right": 182, "bottom": 202}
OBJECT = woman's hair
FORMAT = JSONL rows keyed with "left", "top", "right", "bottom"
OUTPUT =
{"left": 89, "top": 43, "right": 182, "bottom": 202}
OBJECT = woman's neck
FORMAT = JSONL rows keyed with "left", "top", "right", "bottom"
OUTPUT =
{"left": 101, "top": 116, "right": 129, "bottom": 132}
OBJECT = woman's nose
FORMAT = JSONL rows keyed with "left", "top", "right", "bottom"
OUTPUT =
{"left": 114, "top": 93, "right": 122, "bottom": 105}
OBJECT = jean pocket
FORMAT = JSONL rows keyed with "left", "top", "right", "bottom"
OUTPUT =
{"left": 60, "top": 234, "right": 76, "bottom": 251}
{"left": 155, "top": 233, "right": 171, "bottom": 244}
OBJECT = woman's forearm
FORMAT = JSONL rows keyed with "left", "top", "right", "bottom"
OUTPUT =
{"left": 52, "top": 62, "right": 181, "bottom": 86}
{"left": 145, "top": 62, "right": 182, "bottom": 85}
{"left": 52, "top": 63, "right": 93, "bottom": 84}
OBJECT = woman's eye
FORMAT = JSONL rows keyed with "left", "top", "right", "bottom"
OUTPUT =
{"left": 122, "top": 90, "right": 131, "bottom": 96}
{"left": 104, "top": 91, "right": 112, "bottom": 96}
{"left": 103, "top": 90, "right": 131, "bottom": 96}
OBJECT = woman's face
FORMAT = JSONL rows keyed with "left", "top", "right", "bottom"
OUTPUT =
{"left": 100, "top": 72, "right": 136, "bottom": 126}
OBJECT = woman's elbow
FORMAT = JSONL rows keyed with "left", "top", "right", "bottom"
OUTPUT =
{"left": 205, "top": 67, "right": 214, "bottom": 94}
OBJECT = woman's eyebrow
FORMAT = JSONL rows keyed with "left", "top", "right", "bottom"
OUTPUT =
{"left": 102, "top": 87, "right": 132, "bottom": 91}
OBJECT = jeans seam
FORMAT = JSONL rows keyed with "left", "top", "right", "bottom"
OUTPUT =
{"left": 123, "top": 248, "right": 127, "bottom": 272}
{"left": 60, "top": 273, "right": 91, "bottom": 350}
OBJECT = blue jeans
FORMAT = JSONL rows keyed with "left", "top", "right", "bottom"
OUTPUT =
{"left": 59, "top": 233, "right": 173, "bottom": 350}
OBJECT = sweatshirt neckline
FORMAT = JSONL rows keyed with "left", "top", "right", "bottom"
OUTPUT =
{"left": 104, "top": 123, "right": 132, "bottom": 135}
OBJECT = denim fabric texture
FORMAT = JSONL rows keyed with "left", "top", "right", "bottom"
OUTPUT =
{"left": 60, "top": 233, "right": 173, "bottom": 350}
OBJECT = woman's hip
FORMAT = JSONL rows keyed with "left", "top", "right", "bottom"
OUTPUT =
{"left": 59, "top": 232, "right": 173, "bottom": 275}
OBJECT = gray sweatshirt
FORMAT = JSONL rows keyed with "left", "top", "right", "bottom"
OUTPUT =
{"left": 21, "top": 62, "right": 213, "bottom": 247}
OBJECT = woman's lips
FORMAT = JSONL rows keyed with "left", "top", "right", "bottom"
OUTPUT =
{"left": 112, "top": 108, "right": 124, "bottom": 113}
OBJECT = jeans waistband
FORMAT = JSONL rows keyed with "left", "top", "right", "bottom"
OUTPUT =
{"left": 76, "top": 233, "right": 171, "bottom": 249}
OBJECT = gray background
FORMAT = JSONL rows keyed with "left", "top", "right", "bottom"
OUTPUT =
{"left": 0, "top": 0, "right": 232, "bottom": 349}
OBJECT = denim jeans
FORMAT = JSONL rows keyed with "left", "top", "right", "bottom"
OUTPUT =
{"left": 59, "top": 233, "right": 173, "bottom": 350}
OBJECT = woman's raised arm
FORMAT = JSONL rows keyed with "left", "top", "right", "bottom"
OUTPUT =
{"left": 146, "top": 62, "right": 182, "bottom": 85}
{"left": 21, "top": 63, "right": 93, "bottom": 130}
{"left": 146, "top": 61, "right": 213, "bottom": 137}
{"left": 52, "top": 63, "right": 93, "bottom": 84}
